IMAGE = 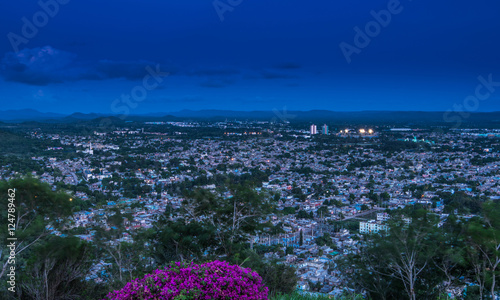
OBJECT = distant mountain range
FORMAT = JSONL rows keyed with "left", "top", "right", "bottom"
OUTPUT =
{"left": 0, "top": 109, "right": 66, "bottom": 121}
{"left": 1, "top": 109, "right": 500, "bottom": 124}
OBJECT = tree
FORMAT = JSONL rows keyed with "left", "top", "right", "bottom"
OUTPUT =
{"left": 380, "top": 192, "right": 391, "bottom": 201}
{"left": 381, "top": 211, "right": 441, "bottom": 300}
{"left": 19, "top": 236, "right": 93, "bottom": 300}
{"left": 432, "top": 214, "right": 467, "bottom": 296}
{"left": 0, "top": 178, "right": 77, "bottom": 281}
{"left": 340, "top": 240, "right": 394, "bottom": 300}
{"left": 467, "top": 201, "right": 500, "bottom": 299}
{"left": 269, "top": 222, "right": 285, "bottom": 236}
{"left": 257, "top": 261, "right": 297, "bottom": 297}
{"left": 345, "top": 209, "right": 442, "bottom": 300}
{"left": 177, "top": 185, "right": 271, "bottom": 258}
{"left": 107, "top": 208, "right": 124, "bottom": 228}
{"left": 151, "top": 217, "right": 216, "bottom": 264}
{"left": 98, "top": 227, "right": 148, "bottom": 286}
{"left": 317, "top": 205, "right": 329, "bottom": 217}
{"left": 297, "top": 210, "right": 311, "bottom": 219}
{"left": 349, "top": 194, "right": 356, "bottom": 202}
{"left": 443, "top": 191, "right": 482, "bottom": 214}
{"left": 315, "top": 233, "right": 334, "bottom": 248}
{"left": 104, "top": 240, "right": 149, "bottom": 286}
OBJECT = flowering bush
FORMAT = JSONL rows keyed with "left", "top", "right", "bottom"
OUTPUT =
{"left": 105, "top": 260, "right": 269, "bottom": 300}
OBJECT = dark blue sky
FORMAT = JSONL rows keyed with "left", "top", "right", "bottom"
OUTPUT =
{"left": 1, "top": 0, "right": 500, "bottom": 113}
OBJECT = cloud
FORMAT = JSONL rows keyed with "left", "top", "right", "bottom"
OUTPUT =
{"left": 184, "top": 67, "right": 239, "bottom": 88}
{"left": 259, "top": 70, "right": 298, "bottom": 80}
{"left": 1, "top": 46, "right": 77, "bottom": 85}
{"left": 1, "top": 46, "right": 298, "bottom": 88}
{"left": 187, "top": 68, "right": 239, "bottom": 77}
{"left": 273, "top": 63, "right": 302, "bottom": 70}
{"left": 96, "top": 60, "right": 159, "bottom": 80}
{"left": 1, "top": 46, "right": 169, "bottom": 85}
{"left": 199, "top": 78, "right": 233, "bottom": 88}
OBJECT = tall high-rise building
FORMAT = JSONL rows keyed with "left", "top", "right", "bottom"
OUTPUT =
{"left": 322, "top": 124, "right": 328, "bottom": 135}
{"left": 310, "top": 124, "right": 317, "bottom": 135}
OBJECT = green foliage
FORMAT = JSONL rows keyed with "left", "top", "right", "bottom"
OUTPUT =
{"left": 315, "top": 233, "right": 335, "bottom": 248}
{"left": 0, "top": 177, "right": 75, "bottom": 222}
{"left": 441, "top": 191, "right": 482, "bottom": 214}
{"left": 0, "top": 177, "right": 97, "bottom": 298}
{"left": 317, "top": 205, "right": 329, "bottom": 217}
{"left": 151, "top": 218, "right": 216, "bottom": 264}
{"left": 0, "top": 130, "right": 59, "bottom": 156}
{"left": 339, "top": 202, "right": 500, "bottom": 299}
{"left": 0, "top": 155, "right": 45, "bottom": 175}
{"left": 149, "top": 183, "right": 300, "bottom": 297}
{"left": 0, "top": 178, "right": 77, "bottom": 264}
{"left": 282, "top": 207, "right": 296, "bottom": 215}
{"left": 342, "top": 209, "right": 443, "bottom": 300}
{"left": 256, "top": 261, "right": 298, "bottom": 297}
{"left": 17, "top": 236, "right": 94, "bottom": 300}
{"left": 466, "top": 201, "right": 500, "bottom": 299}
{"left": 297, "top": 210, "right": 314, "bottom": 219}
{"left": 152, "top": 184, "right": 274, "bottom": 262}
{"left": 107, "top": 208, "right": 124, "bottom": 229}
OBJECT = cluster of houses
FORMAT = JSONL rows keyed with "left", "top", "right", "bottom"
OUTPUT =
{"left": 1, "top": 125, "right": 499, "bottom": 296}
